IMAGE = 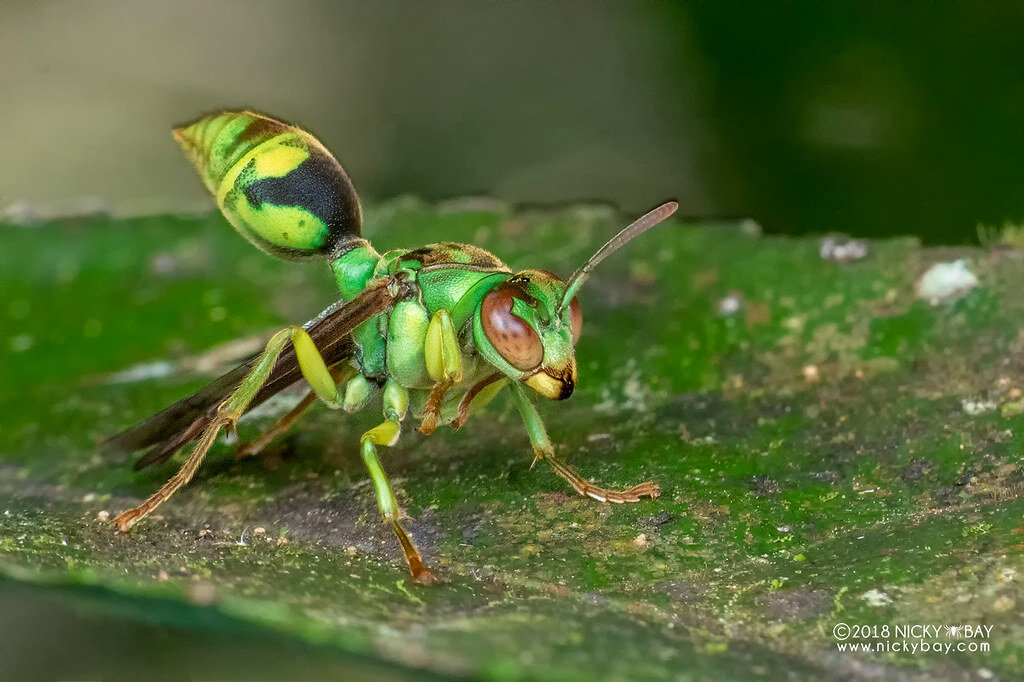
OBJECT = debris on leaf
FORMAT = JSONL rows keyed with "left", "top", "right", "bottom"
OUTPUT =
{"left": 820, "top": 235, "right": 870, "bottom": 262}
{"left": 962, "top": 398, "right": 997, "bottom": 416}
{"left": 860, "top": 588, "right": 893, "bottom": 607}
{"left": 802, "top": 365, "right": 820, "bottom": 383}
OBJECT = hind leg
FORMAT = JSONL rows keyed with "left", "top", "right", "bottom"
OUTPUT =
{"left": 234, "top": 389, "right": 317, "bottom": 460}
{"left": 235, "top": 365, "right": 353, "bottom": 459}
{"left": 114, "top": 326, "right": 342, "bottom": 532}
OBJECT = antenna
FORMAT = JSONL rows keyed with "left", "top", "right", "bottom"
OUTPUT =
{"left": 559, "top": 201, "right": 679, "bottom": 310}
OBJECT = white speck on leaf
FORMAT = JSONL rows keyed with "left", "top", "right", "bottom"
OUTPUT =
{"left": 917, "top": 259, "right": 979, "bottom": 305}
{"left": 861, "top": 588, "right": 893, "bottom": 607}
{"left": 962, "top": 398, "right": 997, "bottom": 416}
{"left": 9, "top": 334, "right": 33, "bottom": 353}
{"left": 716, "top": 293, "right": 743, "bottom": 316}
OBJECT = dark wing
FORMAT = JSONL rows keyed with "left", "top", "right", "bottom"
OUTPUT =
{"left": 106, "top": 277, "right": 412, "bottom": 469}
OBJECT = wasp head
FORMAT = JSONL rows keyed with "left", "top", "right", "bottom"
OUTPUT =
{"left": 473, "top": 270, "right": 581, "bottom": 400}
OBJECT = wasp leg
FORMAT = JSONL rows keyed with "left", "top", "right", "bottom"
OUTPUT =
{"left": 418, "top": 379, "right": 452, "bottom": 436}
{"left": 418, "top": 309, "right": 463, "bottom": 435}
{"left": 114, "top": 326, "right": 342, "bottom": 532}
{"left": 235, "top": 389, "right": 317, "bottom": 460}
{"left": 342, "top": 373, "right": 376, "bottom": 413}
{"left": 451, "top": 373, "right": 507, "bottom": 430}
{"left": 235, "top": 365, "right": 353, "bottom": 460}
{"left": 508, "top": 382, "right": 660, "bottom": 503}
{"left": 362, "top": 382, "right": 436, "bottom": 584}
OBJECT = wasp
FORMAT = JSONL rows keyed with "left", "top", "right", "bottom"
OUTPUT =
{"left": 108, "top": 111, "right": 677, "bottom": 584}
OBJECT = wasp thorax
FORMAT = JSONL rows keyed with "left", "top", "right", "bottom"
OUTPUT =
{"left": 174, "top": 111, "right": 362, "bottom": 261}
{"left": 481, "top": 281, "right": 544, "bottom": 371}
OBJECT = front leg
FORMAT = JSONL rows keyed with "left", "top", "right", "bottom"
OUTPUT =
{"left": 452, "top": 373, "right": 506, "bottom": 430}
{"left": 509, "top": 382, "right": 660, "bottom": 503}
{"left": 418, "top": 309, "right": 462, "bottom": 435}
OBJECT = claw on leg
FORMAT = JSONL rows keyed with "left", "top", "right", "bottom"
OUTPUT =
{"left": 391, "top": 520, "right": 437, "bottom": 585}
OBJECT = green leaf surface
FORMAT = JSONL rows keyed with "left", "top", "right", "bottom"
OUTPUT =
{"left": 2, "top": 199, "right": 1022, "bottom": 680}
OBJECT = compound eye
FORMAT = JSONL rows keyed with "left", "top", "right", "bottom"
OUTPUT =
{"left": 569, "top": 297, "right": 583, "bottom": 345}
{"left": 481, "top": 282, "right": 543, "bottom": 371}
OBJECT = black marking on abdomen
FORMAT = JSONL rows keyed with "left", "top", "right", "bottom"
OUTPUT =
{"left": 243, "top": 149, "right": 361, "bottom": 252}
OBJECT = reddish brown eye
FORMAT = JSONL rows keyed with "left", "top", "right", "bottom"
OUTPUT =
{"left": 569, "top": 297, "right": 582, "bottom": 345}
{"left": 481, "top": 282, "right": 543, "bottom": 370}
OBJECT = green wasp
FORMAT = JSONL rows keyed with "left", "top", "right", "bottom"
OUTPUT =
{"left": 109, "top": 111, "right": 677, "bottom": 584}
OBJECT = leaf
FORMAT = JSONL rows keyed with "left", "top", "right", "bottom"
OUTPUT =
{"left": 2, "top": 200, "right": 1022, "bottom": 679}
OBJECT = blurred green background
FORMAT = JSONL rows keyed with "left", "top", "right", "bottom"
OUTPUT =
{"left": 3, "top": 1, "right": 1024, "bottom": 243}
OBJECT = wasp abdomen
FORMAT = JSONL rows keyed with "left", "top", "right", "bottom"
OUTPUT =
{"left": 174, "top": 111, "right": 362, "bottom": 260}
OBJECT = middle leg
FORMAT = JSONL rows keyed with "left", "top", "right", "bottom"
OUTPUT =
{"left": 361, "top": 380, "right": 437, "bottom": 584}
